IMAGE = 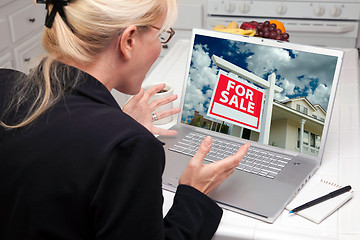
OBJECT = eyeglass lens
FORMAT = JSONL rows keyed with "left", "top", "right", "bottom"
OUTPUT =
{"left": 159, "top": 32, "right": 170, "bottom": 43}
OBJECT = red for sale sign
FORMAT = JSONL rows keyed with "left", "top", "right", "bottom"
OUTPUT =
{"left": 207, "top": 72, "right": 264, "bottom": 132}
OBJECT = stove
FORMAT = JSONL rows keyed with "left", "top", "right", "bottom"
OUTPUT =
{"left": 205, "top": 0, "right": 360, "bottom": 48}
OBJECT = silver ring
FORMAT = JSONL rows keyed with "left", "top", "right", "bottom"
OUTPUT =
{"left": 152, "top": 113, "right": 158, "bottom": 122}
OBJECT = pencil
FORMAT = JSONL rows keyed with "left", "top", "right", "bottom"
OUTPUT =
{"left": 289, "top": 185, "right": 352, "bottom": 213}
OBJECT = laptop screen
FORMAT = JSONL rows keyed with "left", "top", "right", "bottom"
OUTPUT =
{"left": 181, "top": 29, "right": 343, "bottom": 158}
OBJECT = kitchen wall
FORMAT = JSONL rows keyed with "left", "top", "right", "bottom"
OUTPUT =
{"left": 0, "top": 0, "right": 45, "bottom": 71}
{"left": 2, "top": 1, "right": 358, "bottom": 107}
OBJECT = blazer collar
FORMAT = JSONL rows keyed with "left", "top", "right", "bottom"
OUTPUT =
{"left": 67, "top": 65, "right": 121, "bottom": 110}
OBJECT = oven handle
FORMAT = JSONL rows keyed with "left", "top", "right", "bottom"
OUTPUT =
{"left": 285, "top": 24, "right": 355, "bottom": 34}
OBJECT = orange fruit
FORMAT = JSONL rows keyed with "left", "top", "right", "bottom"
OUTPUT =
{"left": 227, "top": 21, "right": 239, "bottom": 29}
{"left": 269, "top": 20, "right": 286, "bottom": 33}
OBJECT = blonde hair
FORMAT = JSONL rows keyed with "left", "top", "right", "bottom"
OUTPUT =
{"left": 1, "top": 0, "right": 178, "bottom": 129}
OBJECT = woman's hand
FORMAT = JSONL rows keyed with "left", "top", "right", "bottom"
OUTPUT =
{"left": 179, "top": 136, "right": 250, "bottom": 195}
{"left": 122, "top": 83, "right": 181, "bottom": 136}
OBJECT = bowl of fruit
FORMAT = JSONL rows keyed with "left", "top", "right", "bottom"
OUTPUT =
{"left": 213, "top": 20, "right": 290, "bottom": 41}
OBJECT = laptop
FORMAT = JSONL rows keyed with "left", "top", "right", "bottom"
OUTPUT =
{"left": 158, "top": 28, "right": 343, "bottom": 223}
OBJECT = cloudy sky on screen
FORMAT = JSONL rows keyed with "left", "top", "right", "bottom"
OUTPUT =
{"left": 181, "top": 35, "right": 338, "bottom": 123}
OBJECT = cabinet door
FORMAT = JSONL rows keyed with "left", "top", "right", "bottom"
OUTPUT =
{"left": 9, "top": 3, "right": 45, "bottom": 43}
{"left": 0, "top": 18, "right": 11, "bottom": 52}
{"left": 0, "top": 0, "right": 13, "bottom": 8}
{"left": 0, "top": 51, "right": 13, "bottom": 68}
{"left": 14, "top": 33, "right": 45, "bottom": 73}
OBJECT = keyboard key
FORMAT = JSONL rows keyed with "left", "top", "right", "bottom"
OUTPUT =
{"left": 237, "top": 163, "right": 246, "bottom": 169}
{"left": 267, "top": 172, "right": 277, "bottom": 178}
{"left": 243, "top": 166, "right": 252, "bottom": 172}
{"left": 168, "top": 132, "right": 293, "bottom": 180}
{"left": 251, "top": 167, "right": 261, "bottom": 174}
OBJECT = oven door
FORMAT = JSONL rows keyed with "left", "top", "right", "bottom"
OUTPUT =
{"left": 206, "top": 16, "right": 359, "bottom": 48}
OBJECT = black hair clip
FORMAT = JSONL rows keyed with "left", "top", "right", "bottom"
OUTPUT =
{"left": 35, "top": 0, "right": 70, "bottom": 4}
{"left": 36, "top": 0, "right": 74, "bottom": 32}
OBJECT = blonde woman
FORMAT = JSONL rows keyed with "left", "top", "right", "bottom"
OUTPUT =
{"left": 0, "top": 0, "right": 249, "bottom": 239}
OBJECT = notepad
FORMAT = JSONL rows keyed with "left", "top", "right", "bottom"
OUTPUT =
{"left": 286, "top": 179, "right": 353, "bottom": 224}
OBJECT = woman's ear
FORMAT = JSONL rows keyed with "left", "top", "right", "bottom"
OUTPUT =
{"left": 118, "top": 25, "right": 137, "bottom": 60}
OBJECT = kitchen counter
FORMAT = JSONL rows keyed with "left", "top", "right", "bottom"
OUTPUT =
{"left": 143, "top": 39, "right": 360, "bottom": 240}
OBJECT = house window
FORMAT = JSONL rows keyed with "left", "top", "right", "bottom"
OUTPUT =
{"left": 297, "top": 129, "right": 321, "bottom": 149}
{"left": 310, "top": 133, "right": 316, "bottom": 147}
{"left": 312, "top": 114, "right": 325, "bottom": 122}
{"left": 303, "top": 130, "right": 309, "bottom": 146}
{"left": 242, "top": 128, "right": 251, "bottom": 140}
{"left": 297, "top": 129, "right": 300, "bottom": 148}
{"left": 316, "top": 135, "right": 321, "bottom": 149}
{"left": 296, "top": 104, "right": 308, "bottom": 115}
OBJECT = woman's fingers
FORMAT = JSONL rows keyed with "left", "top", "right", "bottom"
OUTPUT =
{"left": 189, "top": 136, "right": 213, "bottom": 167}
{"left": 150, "top": 126, "right": 178, "bottom": 136}
{"left": 144, "top": 83, "right": 166, "bottom": 99}
{"left": 125, "top": 88, "right": 145, "bottom": 106}
{"left": 180, "top": 140, "right": 250, "bottom": 195}
{"left": 216, "top": 142, "right": 251, "bottom": 171}
{"left": 152, "top": 107, "right": 181, "bottom": 121}
{"left": 149, "top": 94, "right": 178, "bottom": 111}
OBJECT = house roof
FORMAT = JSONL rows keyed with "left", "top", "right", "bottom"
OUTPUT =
{"left": 313, "top": 104, "right": 327, "bottom": 115}
{"left": 273, "top": 100, "right": 325, "bottom": 125}
{"left": 281, "top": 96, "right": 326, "bottom": 113}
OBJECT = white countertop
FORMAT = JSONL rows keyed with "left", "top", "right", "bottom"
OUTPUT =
{"left": 143, "top": 39, "right": 360, "bottom": 240}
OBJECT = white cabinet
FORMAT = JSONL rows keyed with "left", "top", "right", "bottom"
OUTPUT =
{"left": 0, "top": 51, "right": 13, "bottom": 68}
{"left": 0, "top": 18, "right": 11, "bottom": 52}
{"left": 0, "top": 0, "right": 45, "bottom": 72}
{"left": 14, "top": 34, "right": 44, "bottom": 73}
{"left": 0, "top": 0, "right": 13, "bottom": 8}
{"left": 9, "top": 3, "right": 45, "bottom": 43}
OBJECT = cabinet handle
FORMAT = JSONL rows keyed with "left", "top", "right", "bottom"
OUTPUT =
{"left": 28, "top": 18, "right": 36, "bottom": 23}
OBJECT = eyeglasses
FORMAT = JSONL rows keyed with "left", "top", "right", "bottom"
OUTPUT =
{"left": 151, "top": 26, "right": 175, "bottom": 44}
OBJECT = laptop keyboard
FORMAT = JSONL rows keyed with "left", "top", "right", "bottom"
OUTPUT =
{"left": 169, "top": 132, "right": 292, "bottom": 179}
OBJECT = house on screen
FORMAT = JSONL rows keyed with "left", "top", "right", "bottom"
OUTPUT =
{"left": 187, "top": 97, "right": 325, "bottom": 157}
{"left": 270, "top": 97, "right": 325, "bottom": 156}
{"left": 251, "top": 97, "right": 326, "bottom": 156}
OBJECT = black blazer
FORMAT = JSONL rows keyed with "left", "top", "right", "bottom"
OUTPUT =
{"left": 0, "top": 67, "right": 222, "bottom": 240}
